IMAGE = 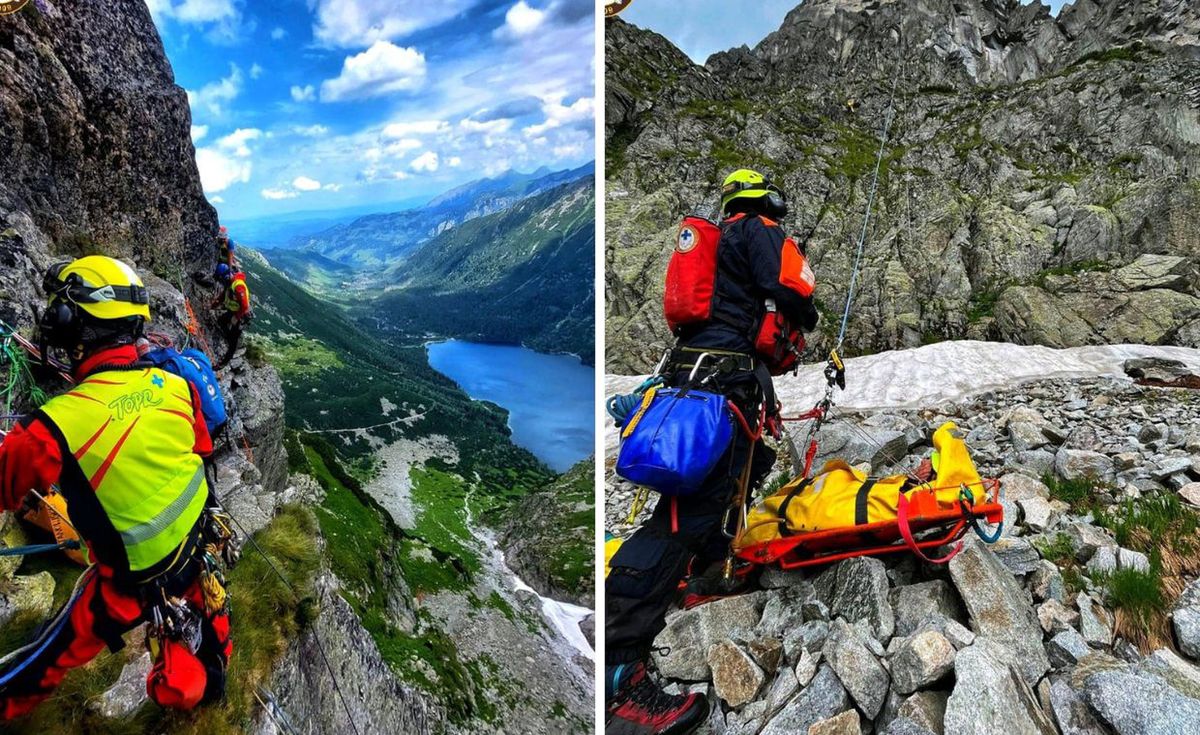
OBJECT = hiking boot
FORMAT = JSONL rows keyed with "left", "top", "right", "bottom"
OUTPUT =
{"left": 606, "top": 662, "right": 706, "bottom": 735}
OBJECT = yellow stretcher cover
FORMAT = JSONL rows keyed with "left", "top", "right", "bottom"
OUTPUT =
{"left": 741, "top": 422, "right": 984, "bottom": 547}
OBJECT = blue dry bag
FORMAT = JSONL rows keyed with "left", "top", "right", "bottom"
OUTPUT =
{"left": 615, "top": 388, "right": 734, "bottom": 496}
{"left": 144, "top": 347, "right": 228, "bottom": 435}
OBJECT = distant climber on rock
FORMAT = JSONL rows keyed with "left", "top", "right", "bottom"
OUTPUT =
{"left": 0, "top": 256, "right": 237, "bottom": 719}
{"left": 212, "top": 262, "right": 251, "bottom": 369}
{"left": 216, "top": 225, "right": 237, "bottom": 269}
{"left": 606, "top": 169, "right": 819, "bottom": 735}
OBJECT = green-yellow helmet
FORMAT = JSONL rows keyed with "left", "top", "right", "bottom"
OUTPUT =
{"left": 721, "top": 168, "right": 788, "bottom": 217}
{"left": 43, "top": 256, "right": 151, "bottom": 322}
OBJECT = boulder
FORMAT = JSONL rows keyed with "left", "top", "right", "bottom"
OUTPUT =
{"left": 1082, "top": 667, "right": 1200, "bottom": 734}
{"left": 1046, "top": 676, "right": 1111, "bottom": 735}
{"left": 759, "top": 585, "right": 818, "bottom": 640}
{"left": 1064, "top": 522, "right": 1116, "bottom": 563}
{"left": 1048, "top": 628, "right": 1093, "bottom": 669}
{"left": 760, "top": 665, "right": 852, "bottom": 735}
{"left": 807, "top": 709, "right": 861, "bottom": 735}
{"left": 764, "top": 667, "right": 800, "bottom": 715}
{"left": 1114, "top": 254, "right": 1193, "bottom": 292}
{"left": 1177, "top": 482, "right": 1200, "bottom": 508}
{"left": 819, "top": 557, "right": 895, "bottom": 643}
{"left": 948, "top": 538, "right": 1049, "bottom": 685}
{"left": 1018, "top": 496, "right": 1058, "bottom": 533}
{"left": 1172, "top": 578, "right": 1200, "bottom": 660}
{"left": 654, "top": 592, "right": 768, "bottom": 680}
{"left": 822, "top": 619, "right": 890, "bottom": 719}
{"left": 880, "top": 717, "right": 938, "bottom": 735}
{"left": 1029, "top": 560, "right": 1066, "bottom": 602}
{"left": 784, "top": 621, "right": 831, "bottom": 663}
{"left": 991, "top": 536, "right": 1042, "bottom": 576}
{"left": 1054, "top": 449, "right": 1115, "bottom": 483}
{"left": 891, "top": 630, "right": 956, "bottom": 695}
{"left": 944, "top": 639, "right": 1057, "bottom": 735}
{"left": 897, "top": 690, "right": 948, "bottom": 735}
{"left": 709, "top": 640, "right": 766, "bottom": 708}
{"left": 999, "top": 474, "right": 1051, "bottom": 504}
{"left": 1144, "top": 648, "right": 1200, "bottom": 697}
{"left": 1037, "top": 599, "right": 1080, "bottom": 635}
{"left": 795, "top": 648, "right": 820, "bottom": 688}
{"left": 1076, "top": 593, "right": 1115, "bottom": 649}
{"left": 891, "top": 580, "right": 965, "bottom": 638}
{"left": 0, "top": 571, "right": 55, "bottom": 628}
{"left": 1123, "top": 357, "right": 1195, "bottom": 383}
{"left": 803, "top": 422, "right": 910, "bottom": 475}
{"left": 91, "top": 652, "right": 151, "bottom": 719}
{"left": 748, "top": 638, "right": 784, "bottom": 676}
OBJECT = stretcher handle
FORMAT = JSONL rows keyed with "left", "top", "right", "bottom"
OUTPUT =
{"left": 896, "top": 491, "right": 963, "bottom": 565}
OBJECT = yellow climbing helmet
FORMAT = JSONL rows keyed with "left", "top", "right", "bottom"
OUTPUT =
{"left": 721, "top": 168, "right": 788, "bottom": 217}
{"left": 43, "top": 255, "right": 151, "bottom": 322}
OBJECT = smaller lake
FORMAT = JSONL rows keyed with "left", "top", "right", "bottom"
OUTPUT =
{"left": 427, "top": 340, "right": 594, "bottom": 473}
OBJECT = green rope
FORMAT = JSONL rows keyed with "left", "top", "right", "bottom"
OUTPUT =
{"left": 1, "top": 332, "right": 48, "bottom": 428}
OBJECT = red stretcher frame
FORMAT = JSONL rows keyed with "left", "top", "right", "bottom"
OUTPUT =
{"left": 734, "top": 478, "right": 1004, "bottom": 570}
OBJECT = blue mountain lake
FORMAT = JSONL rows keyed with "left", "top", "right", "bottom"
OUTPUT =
{"left": 427, "top": 340, "right": 594, "bottom": 473}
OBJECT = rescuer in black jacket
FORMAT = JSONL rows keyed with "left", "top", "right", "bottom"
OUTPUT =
{"left": 606, "top": 169, "right": 819, "bottom": 735}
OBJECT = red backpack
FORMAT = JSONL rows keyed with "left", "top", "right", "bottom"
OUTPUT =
{"left": 663, "top": 215, "right": 816, "bottom": 375}
{"left": 663, "top": 215, "right": 723, "bottom": 333}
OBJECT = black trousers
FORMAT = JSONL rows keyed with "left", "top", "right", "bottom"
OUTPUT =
{"left": 216, "top": 311, "right": 242, "bottom": 367}
{"left": 605, "top": 379, "right": 775, "bottom": 665}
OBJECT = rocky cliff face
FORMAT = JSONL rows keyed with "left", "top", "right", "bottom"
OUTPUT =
{"left": 605, "top": 0, "right": 1200, "bottom": 373}
{"left": 0, "top": 3, "right": 440, "bottom": 733}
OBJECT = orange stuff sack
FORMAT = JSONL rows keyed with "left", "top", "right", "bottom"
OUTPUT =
{"left": 16, "top": 491, "right": 87, "bottom": 566}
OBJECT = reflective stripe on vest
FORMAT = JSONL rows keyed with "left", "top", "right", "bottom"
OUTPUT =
{"left": 39, "top": 368, "right": 208, "bottom": 572}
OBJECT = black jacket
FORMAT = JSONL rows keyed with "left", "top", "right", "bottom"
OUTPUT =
{"left": 678, "top": 213, "right": 819, "bottom": 355}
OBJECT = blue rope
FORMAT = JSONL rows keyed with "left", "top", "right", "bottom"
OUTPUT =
{"left": 0, "top": 569, "right": 92, "bottom": 686}
{"left": 0, "top": 540, "right": 81, "bottom": 557}
{"left": 606, "top": 377, "right": 664, "bottom": 427}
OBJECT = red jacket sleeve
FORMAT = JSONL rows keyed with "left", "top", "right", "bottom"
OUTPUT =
{"left": 0, "top": 418, "right": 63, "bottom": 513}
{"left": 187, "top": 383, "right": 214, "bottom": 458}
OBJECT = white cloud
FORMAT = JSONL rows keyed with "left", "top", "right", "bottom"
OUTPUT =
{"left": 191, "top": 125, "right": 209, "bottom": 143}
{"left": 150, "top": 0, "right": 248, "bottom": 44}
{"left": 447, "top": 156, "right": 462, "bottom": 167}
{"left": 391, "top": 171, "right": 411, "bottom": 180}
{"left": 270, "top": 26, "right": 287, "bottom": 40}
{"left": 382, "top": 120, "right": 449, "bottom": 139}
{"left": 187, "top": 65, "right": 243, "bottom": 117}
{"left": 496, "top": 1, "right": 545, "bottom": 39}
{"left": 323, "top": 183, "right": 343, "bottom": 192}
{"left": 459, "top": 117, "right": 513, "bottom": 135}
{"left": 293, "top": 124, "right": 330, "bottom": 137}
{"left": 291, "top": 85, "right": 316, "bottom": 103}
{"left": 321, "top": 41, "right": 427, "bottom": 102}
{"left": 293, "top": 176, "right": 322, "bottom": 191}
{"left": 523, "top": 96, "right": 594, "bottom": 136}
{"left": 250, "top": 63, "right": 264, "bottom": 79}
{"left": 195, "top": 147, "right": 252, "bottom": 193}
{"left": 261, "top": 188, "right": 299, "bottom": 200}
{"left": 383, "top": 138, "right": 423, "bottom": 156}
{"left": 410, "top": 151, "right": 439, "bottom": 173}
{"left": 209, "top": 195, "right": 226, "bottom": 204}
{"left": 553, "top": 143, "right": 584, "bottom": 158}
{"left": 310, "top": 0, "right": 477, "bottom": 48}
{"left": 216, "top": 128, "right": 262, "bottom": 157}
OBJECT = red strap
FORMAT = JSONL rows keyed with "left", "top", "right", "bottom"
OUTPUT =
{"left": 727, "top": 401, "right": 764, "bottom": 442}
{"left": 670, "top": 497, "right": 679, "bottom": 534}
{"left": 802, "top": 438, "right": 819, "bottom": 478}
{"left": 897, "top": 492, "right": 963, "bottom": 565}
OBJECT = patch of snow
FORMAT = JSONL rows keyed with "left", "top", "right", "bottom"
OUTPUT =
{"left": 605, "top": 340, "right": 1200, "bottom": 454}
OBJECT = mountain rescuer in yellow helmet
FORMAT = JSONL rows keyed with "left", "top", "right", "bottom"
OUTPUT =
{"left": 0, "top": 256, "right": 236, "bottom": 719}
{"left": 606, "top": 169, "right": 820, "bottom": 735}
{"left": 212, "top": 262, "right": 251, "bottom": 369}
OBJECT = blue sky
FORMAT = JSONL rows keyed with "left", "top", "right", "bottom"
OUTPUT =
{"left": 149, "top": 0, "right": 594, "bottom": 221}
{"left": 620, "top": 0, "right": 1071, "bottom": 63}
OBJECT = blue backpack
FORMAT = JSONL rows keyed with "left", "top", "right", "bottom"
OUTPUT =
{"left": 144, "top": 347, "right": 228, "bottom": 435}
{"left": 615, "top": 388, "right": 734, "bottom": 496}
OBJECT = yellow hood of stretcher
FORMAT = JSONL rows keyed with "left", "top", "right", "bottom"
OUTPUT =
{"left": 740, "top": 422, "right": 984, "bottom": 548}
